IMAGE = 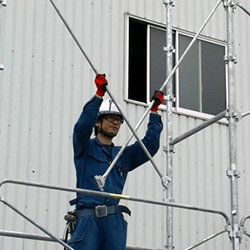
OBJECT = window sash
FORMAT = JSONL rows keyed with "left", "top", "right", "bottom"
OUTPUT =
{"left": 127, "top": 16, "right": 227, "bottom": 117}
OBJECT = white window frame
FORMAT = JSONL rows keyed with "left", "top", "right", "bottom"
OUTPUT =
{"left": 174, "top": 29, "right": 228, "bottom": 120}
{"left": 124, "top": 15, "right": 228, "bottom": 121}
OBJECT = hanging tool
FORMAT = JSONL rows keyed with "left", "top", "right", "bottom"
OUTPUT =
{"left": 48, "top": 0, "right": 171, "bottom": 190}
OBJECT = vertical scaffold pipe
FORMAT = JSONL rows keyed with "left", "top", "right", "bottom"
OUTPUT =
{"left": 224, "top": 1, "right": 240, "bottom": 249}
{"left": 0, "top": 0, "right": 4, "bottom": 70}
{"left": 163, "top": 0, "right": 174, "bottom": 249}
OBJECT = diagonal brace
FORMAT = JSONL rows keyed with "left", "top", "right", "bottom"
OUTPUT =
{"left": 48, "top": 0, "right": 170, "bottom": 190}
{"left": 48, "top": 0, "right": 222, "bottom": 191}
{"left": 0, "top": 197, "right": 73, "bottom": 250}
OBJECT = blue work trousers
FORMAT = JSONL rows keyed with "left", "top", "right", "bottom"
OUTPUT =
{"left": 68, "top": 213, "right": 127, "bottom": 250}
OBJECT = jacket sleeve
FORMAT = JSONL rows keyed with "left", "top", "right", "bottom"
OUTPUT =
{"left": 125, "top": 113, "right": 163, "bottom": 171}
{"left": 73, "top": 96, "right": 103, "bottom": 157}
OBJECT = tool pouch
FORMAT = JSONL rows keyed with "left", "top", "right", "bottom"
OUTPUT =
{"left": 63, "top": 210, "right": 77, "bottom": 247}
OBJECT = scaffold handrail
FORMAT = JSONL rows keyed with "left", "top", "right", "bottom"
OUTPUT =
{"left": 0, "top": 229, "right": 57, "bottom": 242}
{"left": 0, "top": 178, "right": 231, "bottom": 225}
{"left": 170, "top": 110, "right": 227, "bottom": 146}
{"left": 0, "top": 197, "right": 73, "bottom": 250}
{"left": 240, "top": 213, "right": 250, "bottom": 227}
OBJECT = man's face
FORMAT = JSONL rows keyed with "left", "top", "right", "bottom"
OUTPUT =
{"left": 96, "top": 115, "right": 122, "bottom": 138}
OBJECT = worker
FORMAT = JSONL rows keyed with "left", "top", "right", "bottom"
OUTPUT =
{"left": 68, "top": 74, "right": 164, "bottom": 250}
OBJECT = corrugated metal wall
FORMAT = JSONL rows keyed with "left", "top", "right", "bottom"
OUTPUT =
{"left": 0, "top": 0, "right": 250, "bottom": 249}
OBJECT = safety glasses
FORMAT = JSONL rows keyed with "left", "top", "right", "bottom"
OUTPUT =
{"left": 103, "top": 115, "right": 123, "bottom": 124}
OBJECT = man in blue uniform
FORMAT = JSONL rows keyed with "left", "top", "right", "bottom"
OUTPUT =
{"left": 68, "top": 74, "right": 164, "bottom": 249}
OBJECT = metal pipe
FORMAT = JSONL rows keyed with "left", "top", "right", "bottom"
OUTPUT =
{"left": 236, "top": 3, "right": 250, "bottom": 17}
{"left": 241, "top": 111, "right": 250, "bottom": 119}
{"left": 224, "top": 1, "right": 240, "bottom": 249}
{"left": 48, "top": 0, "right": 98, "bottom": 74}
{"left": 0, "top": 0, "right": 4, "bottom": 70}
{"left": 184, "top": 229, "right": 227, "bottom": 250}
{"left": 243, "top": 232, "right": 250, "bottom": 238}
{"left": 240, "top": 214, "right": 250, "bottom": 227}
{"left": 0, "top": 179, "right": 231, "bottom": 225}
{"left": 158, "top": 0, "right": 221, "bottom": 93}
{"left": 98, "top": 0, "right": 221, "bottom": 190}
{"left": 0, "top": 228, "right": 229, "bottom": 250}
{"left": 170, "top": 110, "right": 227, "bottom": 146}
{"left": 126, "top": 247, "right": 163, "bottom": 250}
{"left": 163, "top": 0, "right": 174, "bottom": 249}
{"left": 0, "top": 230, "right": 57, "bottom": 242}
{"left": 48, "top": 0, "right": 221, "bottom": 191}
{"left": 48, "top": 0, "right": 169, "bottom": 190}
{"left": 95, "top": 87, "right": 170, "bottom": 190}
{"left": 239, "top": 214, "right": 250, "bottom": 240}
{"left": 0, "top": 197, "right": 73, "bottom": 250}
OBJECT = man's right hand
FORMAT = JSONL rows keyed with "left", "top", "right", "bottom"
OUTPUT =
{"left": 95, "top": 74, "right": 108, "bottom": 97}
{"left": 151, "top": 91, "right": 164, "bottom": 112}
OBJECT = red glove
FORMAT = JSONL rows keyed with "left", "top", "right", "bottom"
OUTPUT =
{"left": 95, "top": 74, "right": 108, "bottom": 97}
{"left": 151, "top": 91, "right": 164, "bottom": 112}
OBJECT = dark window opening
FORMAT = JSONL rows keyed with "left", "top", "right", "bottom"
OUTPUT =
{"left": 128, "top": 18, "right": 147, "bottom": 103}
{"left": 127, "top": 17, "right": 226, "bottom": 116}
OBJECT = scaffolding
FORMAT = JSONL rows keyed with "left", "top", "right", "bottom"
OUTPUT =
{"left": 0, "top": 0, "right": 250, "bottom": 249}
{"left": 0, "top": 0, "right": 6, "bottom": 70}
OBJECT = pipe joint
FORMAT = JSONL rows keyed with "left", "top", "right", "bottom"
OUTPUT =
{"left": 226, "top": 169, "right": 240, "bottom": 178}
{"left": 225, "top": 110, "right": 238, "bottom": 119}
{"left": 224, "top": 55, "right": 237, "bottom": 64}
{"left": 164, "top": 246, "right": 175, "bottom": 250}
{"left": 222, "top": 0, "right": 238, "bottom": 8}
{"left": 163, "top": 145, "right": 175, "bottom": 153}
{"left": 163, "top": 0, "right": 175, "bottom": 7}
{"left": 164, "top": 94, "right": 175, "bottom": 102}
{"left": 164, "top": 45, "right": 175, "bottom": 54}
{"left": 225, "top": 225, "right": 242, "bottom": 242}
{"left": 229, "top": 230, "right": 242, "bottom": 241}
{"left": 239, "top": 227, "right": 247, "bottom": 243}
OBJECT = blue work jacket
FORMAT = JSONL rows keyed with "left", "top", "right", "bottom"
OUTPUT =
{"left": 72, "top": 96, "right": 163, "bottom": 209}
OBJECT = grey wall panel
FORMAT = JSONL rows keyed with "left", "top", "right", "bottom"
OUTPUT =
{"left": 173, "top": 0, "right": 226, "bottom": 41}
{"left": 0, "top": 0, "right": 250, "bottom": 249}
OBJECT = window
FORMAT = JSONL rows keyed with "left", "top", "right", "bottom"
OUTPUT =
{"left": 128, "top": 18, "right": 147, "bottom": 103}
{"left": 127, "top": 17, "right": 226, "bottom": 116}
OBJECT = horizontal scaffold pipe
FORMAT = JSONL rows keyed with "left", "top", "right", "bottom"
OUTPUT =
{"left": 240, "top": 214, "right": 250, "bottom": 227}
{"left": 0, "top": 230, "right": 57, "bottom": 242}
{"left": 0, "top": 197, "right": 73, "bottom": 250}
{"left": 170, "top": 110, "right": 227, "bottom": 146}
{"left": 0, "top": 179, "right": 231, "bottom": 226}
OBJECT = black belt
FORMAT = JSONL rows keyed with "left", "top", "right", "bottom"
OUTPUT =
{"left": 76, "top": 205, "right": 131, "bottom": 218}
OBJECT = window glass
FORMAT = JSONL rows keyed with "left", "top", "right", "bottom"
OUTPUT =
{"left": 178, "top": 35, "right": 200, "bottom": 112}
{"left": 150, "top": 27, "right": 166, "bottom": 97}
{"left": 201, "top": 41, "right": 226, "bottom": 115}
{"left": 127, "top": 17, "right": 226, "bottom": 116}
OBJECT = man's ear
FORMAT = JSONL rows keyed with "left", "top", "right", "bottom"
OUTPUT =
{"left": 94, "top": 122, "right": 100, "bottom": 136}
{"left": 95, "top": 121, "right": 100, "bottom": 129}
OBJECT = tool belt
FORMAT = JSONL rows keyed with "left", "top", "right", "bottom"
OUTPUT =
{"left": 76, "top": 205, "right": 131, "bottom": 218}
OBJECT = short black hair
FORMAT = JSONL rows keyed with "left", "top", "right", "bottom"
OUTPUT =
{"left": 94, "top": 115, "right": 105, "bottom": 136}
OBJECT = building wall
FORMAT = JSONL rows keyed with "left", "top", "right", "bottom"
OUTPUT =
{"left": 0, "top": 0, "right": 250, "bottom": 249}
